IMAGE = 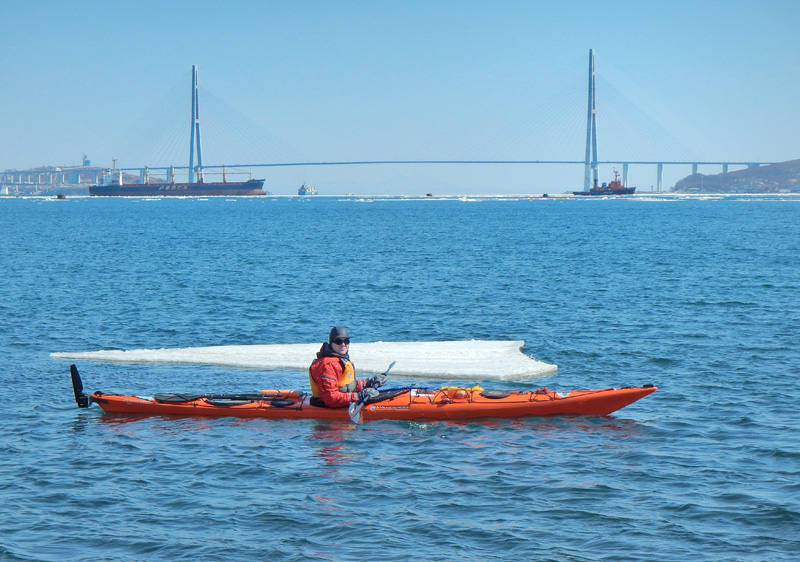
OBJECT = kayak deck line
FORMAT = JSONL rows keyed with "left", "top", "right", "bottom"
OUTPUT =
{"left": 71, "top": 365, "right": 656, "bottom": 422}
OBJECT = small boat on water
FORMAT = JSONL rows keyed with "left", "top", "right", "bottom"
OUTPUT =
{"left": 574, "top": 169, "right": 636, "bottom": 196}
{"left": 69, "top": 365, "right": 656, "bottom": 422}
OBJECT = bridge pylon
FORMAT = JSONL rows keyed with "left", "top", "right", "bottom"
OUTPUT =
{"left": 188, "top": 65, "right": 203, "bottom": 183}
{"left": 582, "top": 49, "right": 598, "bottom": 192}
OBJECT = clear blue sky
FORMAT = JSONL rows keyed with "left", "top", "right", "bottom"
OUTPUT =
{"left": 2, "top": 0, "right": 798, "bottom": 194}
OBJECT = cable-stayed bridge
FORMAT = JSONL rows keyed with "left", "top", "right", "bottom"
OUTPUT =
{"left": 140, "top": 158, "right": 770, "bottom": 192}
{"left": 1, "top": 52, "right": 777, "bottom": 194}
{"left": 0, "top": 157, "right": 775, "bottom": 195}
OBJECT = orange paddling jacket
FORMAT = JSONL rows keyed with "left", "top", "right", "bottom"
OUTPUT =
{"left": 309, "top": 348, "right": 365, "bottom": 408}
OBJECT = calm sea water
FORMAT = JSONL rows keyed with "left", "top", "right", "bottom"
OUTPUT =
{"left": 2, "top": 194, "right": 799, "bottom": 561}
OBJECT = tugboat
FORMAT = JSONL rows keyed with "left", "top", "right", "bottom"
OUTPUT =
{"left": 298, "top": 184, "right": 317, "bottom": 195}
{"left": 573, "top": 169, "right": 636, "bottom": 196}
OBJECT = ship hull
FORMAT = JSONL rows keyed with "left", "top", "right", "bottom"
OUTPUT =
{"left": 573, "top": 187, "right": 636, "bottom": 196}
{"left": 89, "top": 179, "right": 266, "bottom": 197}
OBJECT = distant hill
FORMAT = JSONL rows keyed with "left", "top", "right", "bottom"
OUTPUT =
{"left": 673, "top": 159, "right": 800, "bottom": 193}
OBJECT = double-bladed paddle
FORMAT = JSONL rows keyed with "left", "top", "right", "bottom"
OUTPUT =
{"left": 348, "top": 361, "right": 396, "bottom": 424}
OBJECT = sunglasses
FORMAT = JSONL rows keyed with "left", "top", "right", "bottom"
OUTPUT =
{"left": 333, "top": 338, "right": 350, "bottom": 345}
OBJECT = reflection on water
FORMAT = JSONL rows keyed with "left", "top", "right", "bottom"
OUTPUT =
{"left": 309, "top": 420, "right": 360, "bottom": 468}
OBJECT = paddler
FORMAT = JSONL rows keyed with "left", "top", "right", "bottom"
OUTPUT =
{"left": 308, "top": 326, "right": 386, "bottom": 407}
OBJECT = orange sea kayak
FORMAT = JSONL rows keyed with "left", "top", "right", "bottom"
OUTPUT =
{"left": 70, "top": 365, "right": 656, "bottom": 422}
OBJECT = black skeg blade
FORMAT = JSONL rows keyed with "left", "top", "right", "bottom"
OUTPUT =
{"left": 70, "top": 364, "right": 89, "bottom": 408}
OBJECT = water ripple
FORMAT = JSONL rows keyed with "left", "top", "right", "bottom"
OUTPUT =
{"left": 2, "top": 198, "right": 800, "bottom": 560}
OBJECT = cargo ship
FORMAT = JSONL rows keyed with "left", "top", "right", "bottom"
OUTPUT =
{"left": 298, "top": 183, "right": 317, "bottom": 195}
{"left": 89, "top": 65, "right": 267, "bottom": 197}
{"left": 89, "top": 167, "right": 266, "bottom": 197}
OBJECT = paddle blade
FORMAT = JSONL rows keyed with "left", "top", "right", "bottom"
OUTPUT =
{"left": 348, "top": 402, "right": 363, "bottom": 424}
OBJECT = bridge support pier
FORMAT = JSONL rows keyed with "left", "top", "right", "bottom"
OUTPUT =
{"left": 692, "top": 163, "right": 698, "bottom": 176}
{"left": 622, "top": 163, "right": 628, "bottom": 186}
{"left": 657, "top": 163, "right": 663, "bottom": 192}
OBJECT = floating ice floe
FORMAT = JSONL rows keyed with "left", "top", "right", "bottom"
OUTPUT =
{"left": 52, "top": 340, "right": 557, "bottom": 381}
